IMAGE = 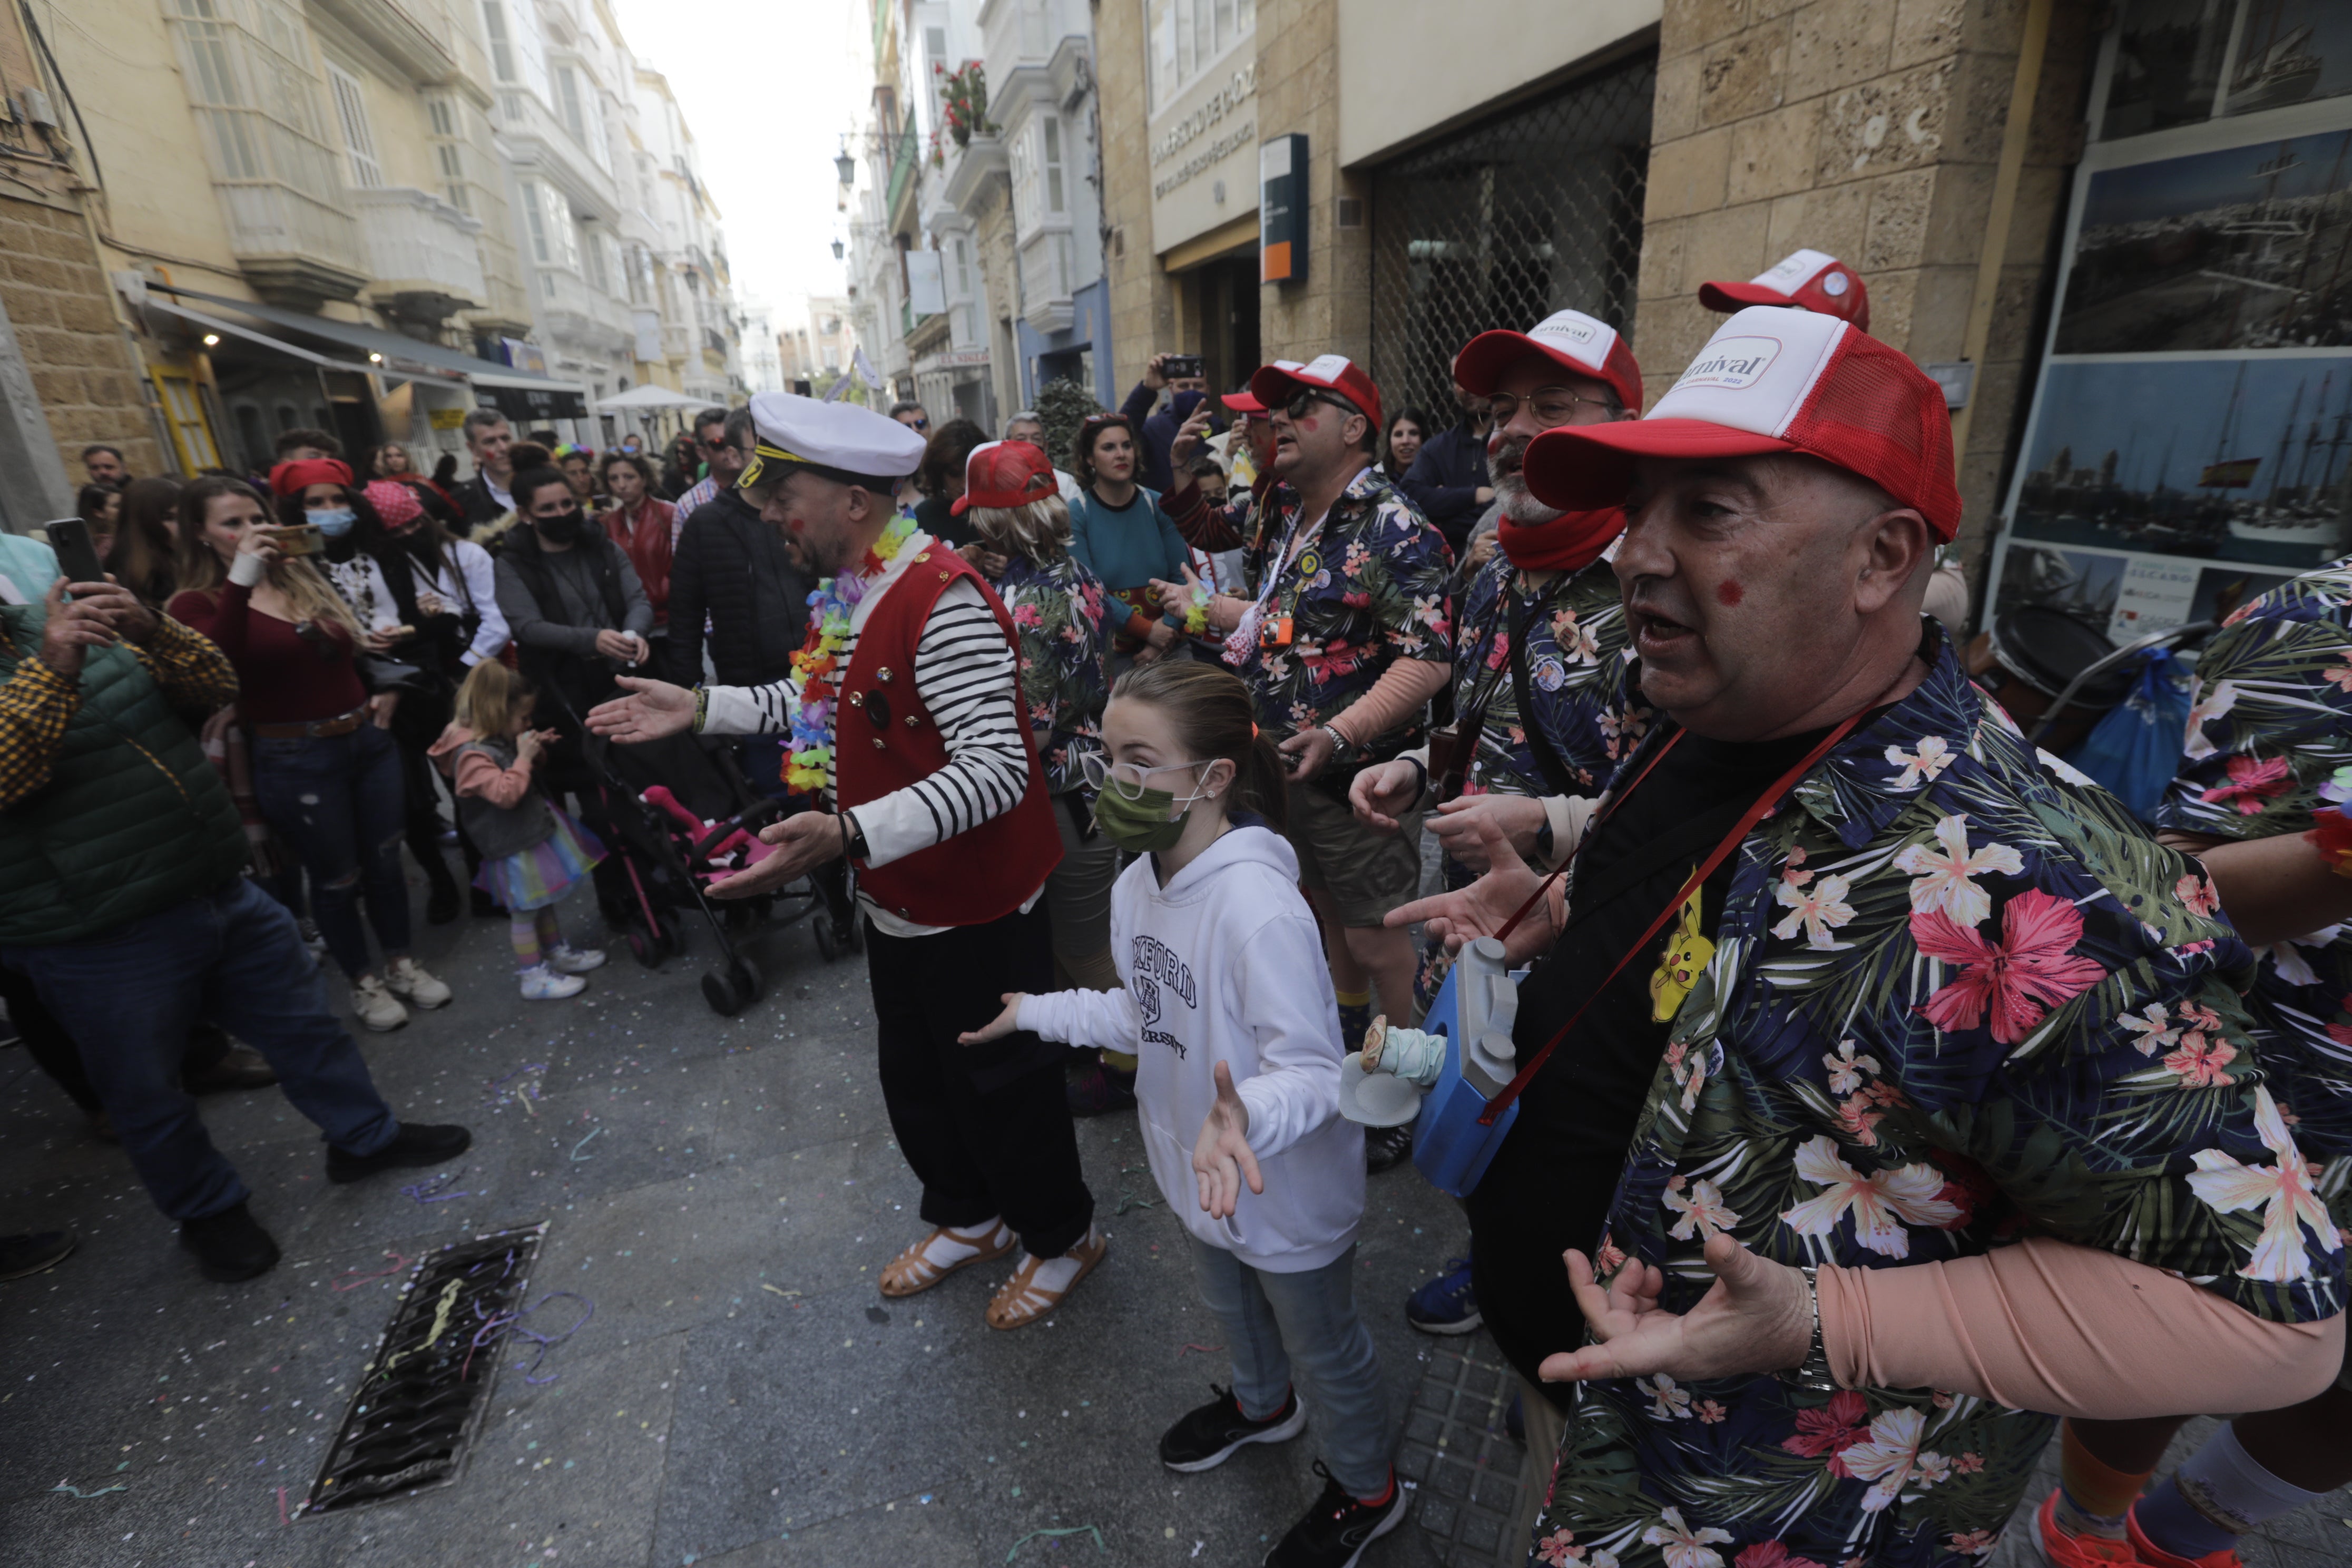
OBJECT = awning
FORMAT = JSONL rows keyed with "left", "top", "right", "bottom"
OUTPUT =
{"left": 593, "top": 382, "right": 708, "bottom": 411}
{"left": 144, "top": 296, "right": 388, "bottom": 380}
{"left": 154, "top": 286, "right": 592, "bottom": 417}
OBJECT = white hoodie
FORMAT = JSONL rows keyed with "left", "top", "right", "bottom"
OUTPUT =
{"left": 1018, "top": 821, "right": 1365, "bottom": 1272}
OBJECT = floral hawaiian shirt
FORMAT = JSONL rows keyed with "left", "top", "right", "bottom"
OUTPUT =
{"left": 1226, "top": 464, "right": 1454, "bottom": 748}
{"left": 2158, "top": 554, "right": 2352, "bottom": 1167}
{"left": 996, "top": 551, "right": 1111, "bottom": 798}
{"left": 1532, "top": 626, "right": 2346, "bottom": 1568}
{"left": 1453, "top": 554, "right": 1638, "bottom": 799}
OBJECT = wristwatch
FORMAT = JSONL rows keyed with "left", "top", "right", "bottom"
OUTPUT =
{"left": 843, "top": 811, "right": 871, "bottom": 864}
{"left": 1320, "top": 724, "right": 1355, "bottom": 765}
{"left": 1783, "top": 1263, "right": 1838, "bottom": 1394}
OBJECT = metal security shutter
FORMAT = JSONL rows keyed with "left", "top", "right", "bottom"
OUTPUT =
{"left": 1370, "top": 51, "right": 1656, "bottom": 421}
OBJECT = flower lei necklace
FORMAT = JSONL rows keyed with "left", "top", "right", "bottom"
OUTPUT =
{"left": 781, "top": 514, "right": 920, "bottom": 794}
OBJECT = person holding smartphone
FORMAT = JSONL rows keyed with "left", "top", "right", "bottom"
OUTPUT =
{"left": 1119, "top": 350, "right": 1220, "bottom": 495}
{"left": 167, "top": 476, "right": 453, "bottom": 1034}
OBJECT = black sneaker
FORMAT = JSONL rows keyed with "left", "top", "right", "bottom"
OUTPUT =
{"left": 179, "top": 1203, "right": 279, "bottom": 1283}
{"left": 1264, "top": 1461, "right": 1407, "bottom": 1568}
{"left": 1365, "top": 1123, "right": 1413, "bottom": 1175}
{"left": 1159, "top": 1383, "right": 1307, "bottom": 1472}
{"left": 326, "top": 1123, "right": 473, "bottom": 1184}
{"left": 1066, "top": 1059, "right": 1138, "bottom": 1118}
{"left": 0, "top": 1228, "right": 76, "bottom": 1281}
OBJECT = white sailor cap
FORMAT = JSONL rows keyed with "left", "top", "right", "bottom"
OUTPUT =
{"left": 737, "top": 390, "right": 928, "bottom": 493}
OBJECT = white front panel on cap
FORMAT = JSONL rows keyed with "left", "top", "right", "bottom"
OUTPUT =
{"left": 1748, "top": 247, "right": 1836, "bottom": 296}
{"left": 1647, "top": 306, "right": 1847, "bottom": 438}
{"left": 1526, "top": 310, "right": 1618, "bottom": 375}
{"left": 1300, "top": 353, "right": 1354, "bottom": 384}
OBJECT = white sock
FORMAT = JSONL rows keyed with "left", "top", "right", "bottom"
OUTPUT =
{"left": 1020, "top": 1226, "right": 1100, "bottom": 1294}
{"left": 917, "top": 1218, "right": 1005, "bottom": 1269}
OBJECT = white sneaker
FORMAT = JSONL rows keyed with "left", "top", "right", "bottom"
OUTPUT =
{"left": 518, "top": 964, "right": 586, "bottom": 1001}
{"left": 383, "top": 955, "right": 452, "bottom": 1009}
{"left": 546, "top": 942, "right": 607, "bottom": 975}
{"left": 351, "top": 975, "right": 409, "bottom": 1032}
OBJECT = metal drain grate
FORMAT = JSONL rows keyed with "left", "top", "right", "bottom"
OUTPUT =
{"left": 303, "top": 1223, "right": 548, "bottom": 1514}
{"left": 1398, "top": 1331, "right": 1528, "bottom": 1566}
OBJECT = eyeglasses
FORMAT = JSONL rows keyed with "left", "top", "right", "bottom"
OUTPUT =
{"left": 702, "top": 437, "right": 730, "bottom": 450}
{"left": 1282, "top": 389, "right": 1361, "bottom": 423}
{"left": 1486, "top": 388, "right": 1621, "bottom": 426}
{"left": 905, "top": 417, "right": 930, "bottom": 432}
{"left": 1079, "top": 752, "right": 1203, "bottom": 802}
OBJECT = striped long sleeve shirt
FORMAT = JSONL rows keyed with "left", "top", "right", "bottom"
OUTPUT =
{"left": 699, "top": 536, "right": 1035, "bottom": 937}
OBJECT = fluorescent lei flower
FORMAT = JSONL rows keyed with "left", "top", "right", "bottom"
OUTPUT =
{"left": 781, "top": 515, "right": 920, "bottom": 795}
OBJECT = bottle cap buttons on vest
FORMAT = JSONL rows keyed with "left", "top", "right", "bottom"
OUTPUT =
{"left": 877, "top": 665, "right": 895, "bottom": 683}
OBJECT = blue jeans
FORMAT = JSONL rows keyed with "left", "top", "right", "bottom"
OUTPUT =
{"left": 2, "top": 877, "right": 399, "bottom": 1221}
{"left": 252, "top": 721, "right": 411, "bottom": 980}
{"left": 1189, "top": 1237, "right": 1392, "bottom": 1496}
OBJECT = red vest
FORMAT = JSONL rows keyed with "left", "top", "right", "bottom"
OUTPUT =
{"left": 837, "top": 545, "right": 1063, "bottom": 927}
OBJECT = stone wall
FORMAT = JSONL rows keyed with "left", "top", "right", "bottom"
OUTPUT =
{"left": 1255, "top": 0, "right": 1370, "bottom": 365}
{"left": 1095, "top": 0, "right": 1177, "bottom": 399}
{"left": 1636, "top": 0, "right": 2099, "bottom": 562}
{"left": 0, "top": 195, "right": 164, "bottom": 485}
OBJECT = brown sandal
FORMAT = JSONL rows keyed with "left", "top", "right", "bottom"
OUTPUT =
{"left": 985, "top": 1229, "right": 1109, "bottom": 1329}
{"left": 878, "top": 1221, "right": 1013, "bottom": 1298}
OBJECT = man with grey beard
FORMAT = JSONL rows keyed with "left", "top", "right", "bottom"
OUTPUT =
{"left": 1345, "top": 309, "right": 1643, "bottom": 1492}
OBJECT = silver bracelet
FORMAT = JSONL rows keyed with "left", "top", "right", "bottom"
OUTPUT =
{"left": 1783, "top": 1263, "right": 1838, "bottom": 1394}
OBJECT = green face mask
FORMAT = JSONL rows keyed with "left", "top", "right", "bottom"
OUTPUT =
{"left": 1092, "top": 777, "right": 1198, "bottom": 854}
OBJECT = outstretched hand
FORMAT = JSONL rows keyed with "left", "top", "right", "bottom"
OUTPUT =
{"left": 586, "top": 675, "right": 695, "bottom": 743}
{"left": 957, "top": 992, "right": 1026, "bottom": 1046}
{"left": 1191, "top": 1060, "right": 1262, "bottom": 1220}
{"left": 706, "top": 810, "right": 841, "bottom": 899}
{"left": 1537, "top": 1232, "right": 1813, "bottom": 1386}
{"left": 1385, "top": 815, "right": 1550, "bottom": 964}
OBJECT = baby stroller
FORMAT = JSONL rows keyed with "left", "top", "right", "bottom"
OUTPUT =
{"left": 554, "top": 702, "right": 844, "bottom": 1015}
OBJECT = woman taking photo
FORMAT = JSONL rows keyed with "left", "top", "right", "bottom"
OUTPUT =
{"left": 597, "top": 450, "right": 674, "bottom": 638}
{"left": 169, "top": 477, "right": 453, "bottom": 1030}
{"left": 104, "top": 476, "right": 185, "bottom": 605}
{"left": 1066, "top": 414, "right": 1187, "bottom": 675}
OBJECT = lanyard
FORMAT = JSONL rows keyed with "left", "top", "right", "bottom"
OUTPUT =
{"left": 1474, "top": 708, "right": 1865, "bottom": 1126}
{"left": 1230, "top": 498, "right": 1323, "bottom": 656}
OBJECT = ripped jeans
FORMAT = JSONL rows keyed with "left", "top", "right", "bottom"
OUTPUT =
{"left": 252, "top": 722, "right": 412, "bottom": 981}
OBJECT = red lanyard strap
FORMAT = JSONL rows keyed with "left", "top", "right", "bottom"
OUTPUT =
{"left": 1473, "top": 711, "right": 1863, "bottom": 1128}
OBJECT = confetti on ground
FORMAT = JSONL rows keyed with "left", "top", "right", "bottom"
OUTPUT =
{"left": 400, "top": 1170, "right": 472, "bottom": 1205}
{"left": 1005, "top": 1524, "right": 1105, "bottom": 1561}
{"left": 51, "top": 1482, "right": 128, "bottom": 1500}
{"left": 761, "top": 1284, "right": 801, "bottom": 1298}
{"left": 331, "top": 1251, "right": 412, "bottom": 1291}
{"left": 570, "top": 1126, "right": 603, "bottom": 1161}
{"left": 1177, "top": 1342, "right": 1225, "bottom": 1359}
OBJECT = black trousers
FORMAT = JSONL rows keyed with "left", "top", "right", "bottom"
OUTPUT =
{"left": 867, "top": 903, "right": 1093, "bottom": 1259}
{"left": 0, "top": 963, "right": 230, "bottom": 1116}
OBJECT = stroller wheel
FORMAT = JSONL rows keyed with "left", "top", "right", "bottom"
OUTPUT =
{"left": 626, "top": 924, "right": 662, "bottom": 968}
{"left": 702, "top": 956, "right": 762, "bottom": 1016}
{"left": 813, "top": 915, "right": 838, "bottom": 962}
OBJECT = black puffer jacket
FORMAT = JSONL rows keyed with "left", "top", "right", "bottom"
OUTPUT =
{"left": 661, "top": 491, "right": 812, "bottom": 688}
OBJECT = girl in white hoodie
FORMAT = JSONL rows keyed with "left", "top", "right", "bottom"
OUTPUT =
{"left": 960, "top": 661, "right": 1402, "bottom": 1568}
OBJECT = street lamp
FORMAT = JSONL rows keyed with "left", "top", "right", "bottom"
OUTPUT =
{"left": 831, "top": 238, "right": 844, "bottom": 260}
{"left": 835, "top": 139, "right": 855, "bottom": 187}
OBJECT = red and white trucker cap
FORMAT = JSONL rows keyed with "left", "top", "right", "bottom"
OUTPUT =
{"left": 1250, "top": 354, "right": 1384, "bottom": 439}
{"left": 1699, "top": 248, "right": 1870, "bottom": 332}
{"left": 1452, "top": 309, "right": 1644, "bottom": 413}
{"left": 951, "top": 439, "right": 1059, "bottom": 515}
{"left": 1221, "top": 386, "right": 1268, "bottom": 415}
{"left": 1520, "top": 305, "right": 1961, "bottom": 541}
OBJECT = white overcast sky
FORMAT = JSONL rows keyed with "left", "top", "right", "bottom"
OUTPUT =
{"left": 607, "top": 0, "right": 865, "bottom": 320}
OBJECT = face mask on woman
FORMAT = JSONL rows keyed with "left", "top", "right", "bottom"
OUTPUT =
{"left": 535, "top": 507, "right": 585, "bottom": 544}
{"left": 308, "top": 506, "right": 357, "bottom": 537}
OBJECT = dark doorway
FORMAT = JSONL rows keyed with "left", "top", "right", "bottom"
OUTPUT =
{"left": 1186, "top": 255, "right": 1261, "bottom": 401}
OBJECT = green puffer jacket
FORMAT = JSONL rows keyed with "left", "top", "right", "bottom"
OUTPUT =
{"left": 0, "top": 601, "right": 249, "bottom": 946}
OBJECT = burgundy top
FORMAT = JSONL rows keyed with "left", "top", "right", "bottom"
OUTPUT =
{"left": 168, "top": 582, "right": 368, "bottom": 726}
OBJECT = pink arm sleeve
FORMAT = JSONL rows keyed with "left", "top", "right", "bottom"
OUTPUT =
{"left": 1817, "top": 1234, "right": 2344, "bottom": 1419}
{"left": 1328, "top": 658, "right": 1451, "bottom": 748}
{"left": 452, "top": 748, "right": 535, "bottom": 809}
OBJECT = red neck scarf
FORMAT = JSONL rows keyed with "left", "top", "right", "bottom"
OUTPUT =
{"left": 1495, "top": 506, "right": 1623, "bottom": 573}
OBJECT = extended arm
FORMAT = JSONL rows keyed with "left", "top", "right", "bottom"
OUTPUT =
{"left": 2160, "top": 829, "right": 2352, "bottom": 947}
{"left": 1018, "top": 983, "right": 1143, "bottom": 1053}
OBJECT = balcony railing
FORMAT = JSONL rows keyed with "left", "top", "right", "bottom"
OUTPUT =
{"left": 354, "top": 186, "right": 484, "bottom": 316}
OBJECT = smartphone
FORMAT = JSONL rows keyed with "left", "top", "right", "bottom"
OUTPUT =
{"left": 43, "top": 518, "right": 108, "bottom": 589}
{"left": 272, "top": 522, "right": 324, "bottom": 557}
{"left": 1163, "top": 354, "right": 1204, "bottom": 381}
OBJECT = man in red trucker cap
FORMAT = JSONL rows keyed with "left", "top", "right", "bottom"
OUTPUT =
{"left": 1344, "top": 308, "right": 1641, "bottom": 1200}
{"left": 1385, "top": 305, "right": 2346, "bottom": 1567}
{"left": 1154, "top": 354, "right": 1455, "bottom": 1047}
{"left": 1699, "top": 246, "right": 1871, "bottom": 332}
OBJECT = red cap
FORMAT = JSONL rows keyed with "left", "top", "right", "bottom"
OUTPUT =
{"left": 1221, "top": 388, "right": 1267, "bottom": 415}
{"left": 363, "top": 478, "right": 422, "bottom": 529}
{"left": 1521, "top": 306, "right": 1961, "bottom": 541}
{"left": 952, "top": 439, "right": 1058, "bottom": 515}
{"left": 1698, "top": 249, "right": 1870, "bottom": 332}
{"left": 1249, "top": 355, "right": 1383, "bottom": 441}
{"left": 270, "top": 458, "right": 354, "bottom": 497}
{"left": 1452, "top": 309, "right": 1643, "bottom": 413}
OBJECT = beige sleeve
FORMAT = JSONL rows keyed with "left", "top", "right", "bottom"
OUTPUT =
{"left": 1816, "top": 1234, "right": 2343, "bottom": 1419}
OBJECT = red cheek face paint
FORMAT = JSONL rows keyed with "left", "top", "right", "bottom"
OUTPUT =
{"left": 1296, "top": 415, "right": 1321, "bottom": 434}
{"left": 1716, "top": 579, "right": 1745, "bottom": 607}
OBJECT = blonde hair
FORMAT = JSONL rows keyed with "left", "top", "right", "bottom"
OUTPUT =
{"left": 455, "top": 658, "right": 535, "bottom": 739}
{"left": 173, "top": 477, "right": 366, "bottom": 638}
{"left": 967, "top": 494, "right": 1072, "bottom": 565}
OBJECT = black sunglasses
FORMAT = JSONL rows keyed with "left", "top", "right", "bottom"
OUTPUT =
{"left": 1282, "top": 389, "right": 1361, "bottom": 422}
